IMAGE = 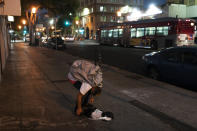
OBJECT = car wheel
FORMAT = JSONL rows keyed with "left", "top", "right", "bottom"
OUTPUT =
{"left": 149, "top": 67, "right": 160, "bottom": 80}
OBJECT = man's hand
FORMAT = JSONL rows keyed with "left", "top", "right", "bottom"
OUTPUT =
{"left": 76, "top": 107, "right": 82, "bottom": 116}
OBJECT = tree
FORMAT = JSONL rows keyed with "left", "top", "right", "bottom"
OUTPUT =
{"left": 13, "top": 0, "right": 79, "bottom": 44}
{"left": 20, "top": 0, "right": 79, "bottom": 16}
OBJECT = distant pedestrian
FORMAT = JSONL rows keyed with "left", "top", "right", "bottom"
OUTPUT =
{"left": 68, "top": 60, "right": 103, "bottom": 116}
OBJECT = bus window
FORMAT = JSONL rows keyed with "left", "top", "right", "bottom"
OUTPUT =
{"left": 108, "top": 30, "right": 113, "bottom": 37}
{"left": 131, "top": 28, "right": 136, "bottom": 38}
{"left": 145, "top": 27, "right": 155, "bottom": 36}
{"left": 163, "top": 26, "right": 169, "bottom": 36}
{"left": 104, "top": 30, "right": 108, "bottom": 37}
{"left": 113, "top": 29, "right": 118, "bottom": 38}
{"left": 156, "top": 26, "right": 169, "bottom": 36}
{"left": 136, "top": 28, "right": 145, "bottom": 38}
{"left": 101, "top": 30, "right": 105, "bottom": 38}
{"left": 119, "top": 29, "right": 123, "bottom": 37}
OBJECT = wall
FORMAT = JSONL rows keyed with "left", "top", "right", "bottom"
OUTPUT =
{"left": 0, "top": 0, "right": 21, "bottom": 81}
{"left": 169, "top": 4, "right": 187, "bottom": 18}
{"left": 187, "top": 5, "right": 197, "bottom": 17}
{"left": 0, "top": 16, "right": 9, "bottom": 81}
{"left": 0, "top": 0, "right": 21, "bottom": 16}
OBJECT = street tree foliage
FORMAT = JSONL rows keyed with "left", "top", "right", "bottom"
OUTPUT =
{"left": 13, "top": 0, "right": 79, "bottom": 30}
{"left": 21, "top": 0, "right": 79, "bottom": 16}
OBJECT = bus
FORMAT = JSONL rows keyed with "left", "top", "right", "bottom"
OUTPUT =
{"left": 98, "top": 17, "right": 195, "bottom": 49}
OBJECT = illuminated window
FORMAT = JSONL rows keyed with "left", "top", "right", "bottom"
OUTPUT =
{"left": 145, "top": 27, "right": 156, "bottom": 36}
{"left": 136, "top": 28, "right": 145, "bottom": 37}
{"left": 104, "top": 30, "right": 108, "bottom": 37}
{"left": 113, "top": 29, "right": 118, "bottom": 37}
{"left": 108, "top": 30, "right": 113, "bottom": 37}
{"left": 110, "top": 16, "right": 115, "bottom": 22}
{"left": 110, "top": 7, "right": 115, "bottom": 12}
{"left": 100, "top": 16, "right": 107, "bottom": 22}
{"left": 100, "top": 6, "right": 104, "bottom": 12}
{"left": 131, "top": 28, "right": 136, "bottom": 38}
{"left": 119, "top": 29, "right": 123, "bottom": 37}
{"left": 100, "top": 6, "right": 107, "bottom": 12}
{"left": 156, "top": 26, "right": 169, "bottom": 36}
{"left": 91, "top": 7, "right": 94, "bottom": 13}
{"left": 101, "top": 30, "right": 104, "bottom": 38}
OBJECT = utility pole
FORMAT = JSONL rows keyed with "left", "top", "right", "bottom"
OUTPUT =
{"left": 55, "top": 18, "right": 58, "bottom": 50}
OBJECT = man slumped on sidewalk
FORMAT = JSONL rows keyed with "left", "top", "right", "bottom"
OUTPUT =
{"left": 68, "top": 60, "right": 103, "bottom": 116}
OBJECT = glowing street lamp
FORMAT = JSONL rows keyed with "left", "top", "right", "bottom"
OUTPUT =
{"left": 51, "top": 26, "right": 55, "bottom": 30}
{"left": 22, "top": 19, "right": 27, "bottom": 25}
{"left": 18, "top": 25, "right": 22, "bottom": 30}
{"left": 75, "top": 20, "right": 79, "bottom": 25}
{"left": 49, "top": 19, "right": 54, "bottom": 25}
{"left": 32, "top": 7, "right": 37, "bottom": 14}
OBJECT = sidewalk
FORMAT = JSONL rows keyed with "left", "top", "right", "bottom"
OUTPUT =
{"left": 0, "top": 42, "right": 197, "bottom": 131}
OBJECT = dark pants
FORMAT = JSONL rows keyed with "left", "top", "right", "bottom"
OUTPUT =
{"left": 73, "top": 81, "right": 92, "bottom": 114}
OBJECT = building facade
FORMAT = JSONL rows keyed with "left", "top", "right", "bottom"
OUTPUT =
{"left": 167, "top": 0, "right": 197, "bottom": 5}
{"left": 159, "top": 0, "right": 197, "bottom": 19}
{"left": 77, "top": 0, "right": 143, "bottom": 39}
{"left": 0, "top": 0, "right": 21, "bottom": 81}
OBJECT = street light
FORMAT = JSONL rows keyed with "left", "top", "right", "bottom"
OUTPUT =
{"left": 18, "top": 25, "right": 22, "bottom": 30}
{"left": 22, "top": 19, "right": 27, "bottom": 25}
{"left": 49, "top": 19, "right": 54, "bottom": 25}
{"left": 28, "top": 7, "right": 37, "bottom": 45}
{"left": 75, "top": 20, "right": 79, "bottom": 25}
{"left": 32, "top": 7, "right": 37, "bottom": 14}
{"left": 75, "top": 20, "right": 79, "bottom": 40}
{"left": 51, "top": 26, "right": 55, "bottom": 30}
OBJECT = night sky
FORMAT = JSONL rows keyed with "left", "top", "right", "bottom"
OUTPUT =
{"left": 144, "top": 0, "right": 166, "bottom": 8}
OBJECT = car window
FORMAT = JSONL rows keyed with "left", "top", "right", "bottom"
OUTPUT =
{"left": 162, "top": 50, "right": 179, "bottom": 63}
{"left": 182, "top": 51, "right": 197, "bottom": 66}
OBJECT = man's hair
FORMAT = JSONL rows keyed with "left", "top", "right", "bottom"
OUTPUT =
{"left": 92, "top": 87, "right": 102, "bottom": 96}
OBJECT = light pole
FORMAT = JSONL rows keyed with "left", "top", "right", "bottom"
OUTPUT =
{"left": 75, "top": 20, "right": 79, "bottom": 40}
{"left": 21, "top": 19, "right": 27, "bottom": 41}
{"left": 18, "top": 25, "right": 22, "bottom": 30}
{"left": 25, "top": 6, "right": 38, "bottom": 45}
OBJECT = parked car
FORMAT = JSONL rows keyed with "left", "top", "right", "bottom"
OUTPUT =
{"left": 24, "top": 34, "right": 30, "bottom": 42}
{"left": 48, "top": 37, "right": 66, "bottom": 49}
{"left": 142, "top": 46, "right": 197, "bottom": 88}
{"left": 64, "top": 36, "right": 75, "bottom": 42}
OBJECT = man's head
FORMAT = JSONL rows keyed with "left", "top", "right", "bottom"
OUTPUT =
{"left": 92, "top": 86, "right": 102, "bottom": 96}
